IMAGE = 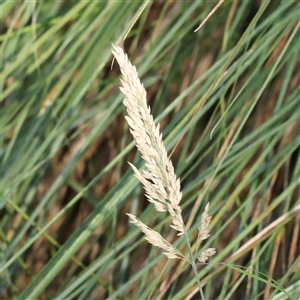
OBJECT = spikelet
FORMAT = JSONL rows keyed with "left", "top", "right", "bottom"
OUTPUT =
{"left": 127, "top": 214, "right": 184, "bottom": 259}
{"left": 112, "top": 45, "right": 185, "bottom": 235}
{"left": 197, "top": 203, "right": 216, "bottom": 263}
{"left": 197, "top": 248, "right": 217, "bottom": 263}
{"left": 198, "top": 203, "right": 212, "bottom": 240}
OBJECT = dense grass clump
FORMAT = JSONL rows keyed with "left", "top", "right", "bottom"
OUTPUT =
{"left": 1, "top": 2, "right": 299, "bottom": 299}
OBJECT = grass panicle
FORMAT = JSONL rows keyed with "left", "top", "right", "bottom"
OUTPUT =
{"left": 112, "top": 44, "right": 185, "bottom": 235}
{"left": 112, "top": 45, "right": 215, "bottom": 299}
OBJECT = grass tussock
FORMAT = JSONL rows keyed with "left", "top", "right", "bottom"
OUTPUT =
{"left": 1, "top": 1, "right": 300, "bottom": 299}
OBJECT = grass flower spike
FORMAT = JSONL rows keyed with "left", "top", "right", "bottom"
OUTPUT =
{"left": 198, "top": 203, "right": 212, "bottom": 240}
{"left": 126, "top": 214, "right": 185, "bottom": 260}
{"left": 112, "top": 44, "right": 184, "bottom": 236}
{"left": 112, "top": 45, "right": 215, "bottom": 299}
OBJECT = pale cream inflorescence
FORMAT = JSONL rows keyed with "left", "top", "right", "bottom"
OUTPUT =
{"left": 126, "top": 213, "right": 184, "bottom": 259}
{"left": 112, "top": 45, "right": 215, "bottom": 264}
{"left": 198, "top": 203, "right": 212, "bottom": 240}
{"left": 112, "top": 44, "right": 184, "bottom": 236}
{"left": 197, "top": 248, "right": 217, "bottom": 263}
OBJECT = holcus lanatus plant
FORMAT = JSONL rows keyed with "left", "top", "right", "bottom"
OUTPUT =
{"left": 112, "top": 45, "right": 216, "bottom": 300}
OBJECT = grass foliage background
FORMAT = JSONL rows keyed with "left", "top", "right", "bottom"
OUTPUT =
{"left": 1, "top": 1, "right": 300, "bottom": 299}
